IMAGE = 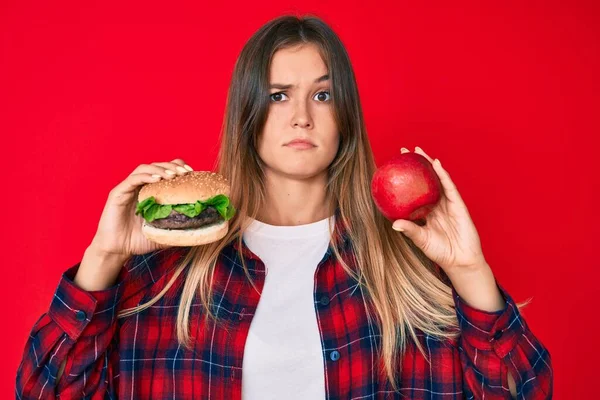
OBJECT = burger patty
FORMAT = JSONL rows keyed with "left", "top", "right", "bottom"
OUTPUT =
{"left": 147, "top": 206, "right": 224, "bottom": 230}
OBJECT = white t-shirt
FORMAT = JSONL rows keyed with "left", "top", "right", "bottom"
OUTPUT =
{"left": 241, "top": 214, "right": 335, "bottom": 400}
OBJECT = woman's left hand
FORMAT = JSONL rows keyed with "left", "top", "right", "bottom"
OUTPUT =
{"left": 391, "top": 146, "right": 488, "bottom": 278}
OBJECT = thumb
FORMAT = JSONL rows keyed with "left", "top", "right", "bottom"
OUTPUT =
{"left": 392, "top": 219, "right": 426, "bottom": 245}
{"left": 154, "top": 241, "right": 174, "bottom": 250}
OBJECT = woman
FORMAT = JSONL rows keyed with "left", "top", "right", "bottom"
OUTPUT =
{"left": 16, "top": 14, "right": 552, "bottom": 399}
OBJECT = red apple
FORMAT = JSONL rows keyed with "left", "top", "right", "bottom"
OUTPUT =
{"left": 371, "top": 152, "right": 442, "bottom": 222}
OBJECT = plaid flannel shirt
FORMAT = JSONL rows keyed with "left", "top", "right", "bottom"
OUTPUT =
{"left": 17, "top": 209, "right": 552, "bottom": 399}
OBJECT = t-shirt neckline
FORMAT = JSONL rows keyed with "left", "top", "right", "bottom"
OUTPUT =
{"left": 244, "top": 214, "right": 335, "bottom": 239}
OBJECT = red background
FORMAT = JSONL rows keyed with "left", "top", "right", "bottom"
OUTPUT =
{"left": 3, "top": 1, "right": 598, "bottom": 398}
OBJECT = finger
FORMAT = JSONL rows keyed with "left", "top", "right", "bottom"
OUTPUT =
{"left": 414, "top": 146, "right": 434, "bottom": 164}
{"left": 133, "top": 164, "right": 179, "bottom": 179}
{"left": 414, "top": 147, "right": 459, "bottom": 200}
{"left": 170, "top": 158, "right": 194, "bottom": 172}
{"left": 111, "top": 172, "right": 162, "bottom": 197}
{"left": 392, "top": 218, "right": 428, "bottom": 248}
{"left": 401, "top": 147, "right": 410, "bottom": 154}
{"left": 431, "top": 159, "right": 464, "bottom": 204}
{"left": 151, "top": 161, "right": 190, "bottom": 176}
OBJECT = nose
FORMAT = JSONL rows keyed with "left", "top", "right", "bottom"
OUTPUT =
{"left": 291, "top": 100, "right": 313, "bottom": 129}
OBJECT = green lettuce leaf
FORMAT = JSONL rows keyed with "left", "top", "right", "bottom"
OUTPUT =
{"left": 135, "top": 195, "right": 236, "bottom": 223}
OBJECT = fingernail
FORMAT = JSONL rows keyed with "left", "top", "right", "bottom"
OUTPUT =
{"left": 435, "top": 159, "right": 441, "bottom": 167}
{"left": 392, "top": 223, "right": 404, "bottom": 231}
{"left": 176, "top": 166, "right": 188, "bottom": 173}
{"left": 184, "top": 164, "right": 194, "bottom": 172}
{"left": 165, "top": 170, "right": 176, "bottom": 175}
{"left": 401, "top": 147, "right": 409, "bottom": 153}
{"left": 151, "top": 174, "right": 161, "bottom": 179}
{"left": 415, "top": 146, "right": 422, "bottom": 152}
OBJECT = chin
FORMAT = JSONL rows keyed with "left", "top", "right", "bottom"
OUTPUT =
{"left": 276, "top": 166, "right": 327, "bottom": 180}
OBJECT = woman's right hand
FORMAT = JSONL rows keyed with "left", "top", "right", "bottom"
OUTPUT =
{"left": 89, "top": 158, "right": 194, "bottom": 259}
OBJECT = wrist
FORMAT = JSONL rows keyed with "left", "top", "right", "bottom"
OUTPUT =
{"left": 448, "top": 264, "right": 506, "bottom": 313}
{"left": 86, "top": 242, "right": 129, "bottom": 266}
{"left": 74, "top": 246, "right": 130, "bottom": 292}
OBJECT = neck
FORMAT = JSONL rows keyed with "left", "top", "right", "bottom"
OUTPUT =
{"left": 255, "top": 169, "right": 331, "bottom": 226}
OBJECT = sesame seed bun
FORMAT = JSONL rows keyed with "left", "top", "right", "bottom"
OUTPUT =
{"left": 138, "top": 171, "right": 231, "bottom": 204}
{"left": 137, "top": 171, "right": 232, "bottom": 247}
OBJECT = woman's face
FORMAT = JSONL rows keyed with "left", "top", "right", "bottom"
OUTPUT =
{"left": 257, "top": 43, "right": 340, "bottom": 180}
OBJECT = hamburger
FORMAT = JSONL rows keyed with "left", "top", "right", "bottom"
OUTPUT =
{"left": 135, "top": 171, "right": 236, "bottom": 246}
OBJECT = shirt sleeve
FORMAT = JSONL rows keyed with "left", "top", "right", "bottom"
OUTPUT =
{"left": 15, "top": 259, "right": 130, "bottom": 399}
{"left": 454, "top": 282, "right": 553, "bottom": 399}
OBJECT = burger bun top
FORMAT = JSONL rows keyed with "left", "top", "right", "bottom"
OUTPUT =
{"left": 138, "top": 171, "right": 231, "bottom": 204}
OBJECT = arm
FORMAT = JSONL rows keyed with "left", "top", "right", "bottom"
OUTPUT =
{"left": 389, "top": 147, "right": 553, "bottom": 398}
{"left": 15, "top": 248, "right": 131, "bottom": 399}
{"left": 451, "top": 272, "right": 553, "bottom": 399}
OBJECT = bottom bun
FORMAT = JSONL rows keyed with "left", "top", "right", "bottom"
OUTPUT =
{"left": 142, "top": 219, "right": 229, "bottom": 247}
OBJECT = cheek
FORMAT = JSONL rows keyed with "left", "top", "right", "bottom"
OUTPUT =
{"left": 257, "top": 120, "right": 276, "bottom": 151}
{"left": 258, "top": 113, "right": 284, "bottom": 148}
{"left": 328, "top": 137, "right": 341, "bottom": 163}
{"left": 324, "top": 124, "right": 341, "bottom": 155}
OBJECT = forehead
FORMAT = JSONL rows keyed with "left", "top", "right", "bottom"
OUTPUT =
{"left": 269, "top": 43, "right": 328, "bottom": 80}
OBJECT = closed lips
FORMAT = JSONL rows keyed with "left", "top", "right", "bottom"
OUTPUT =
{"left": 286, "top": 139, "right": 315, "bottom": 146}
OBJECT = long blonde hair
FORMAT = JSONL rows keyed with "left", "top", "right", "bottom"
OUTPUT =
{"left": 117, "top": 14, "right": 528, "bottom": 392}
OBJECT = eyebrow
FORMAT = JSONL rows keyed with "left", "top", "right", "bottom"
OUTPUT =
{"left": 269, "top": 74, "right": 329, "bottom": 90}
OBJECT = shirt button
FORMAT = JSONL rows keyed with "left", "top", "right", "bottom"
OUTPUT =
{"left": 75, "top": 310, "right": 87, "bottom": 321}
{"left": 330, "top": 350, "right": 340, "bottom": 361}
{"left": 319, "top": 296, "right": 330, "bottom": 306}
{"left": 493, "top": 330, "right": 503, "bottom": 340}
